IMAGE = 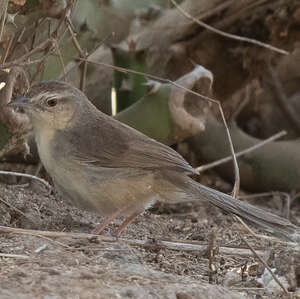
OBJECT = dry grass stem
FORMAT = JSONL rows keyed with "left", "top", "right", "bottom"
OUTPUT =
{"left": 0, "top": 170, "right": 52, "bottom": 190}
{"left": 0, "top": 225, "right": 273, "bottom": 256}
{"left": 169, "top": 0, "right": 289, "bottom": 55}
{"left": 241, "top": 236, "right": 290, "bottom": 295}
{"left": 0, "top": 253, "right": 29, "bottom": 259}
{"left": 65, "top": 17, "right": 88, "bottom": 91}
{"left": 197, "top": 130, "right": 287, "bottom": 172}
{"left": 53, "top": 39, "right": 67, "bottom": 80}
{"left": 0, "top": 196, "right": 30, "bottom": 220}
{"left": 0, "top": 38, "right": 55, "bottom": 69}
{"left": 0, "top": 0, "right": 8, "bottom": 43}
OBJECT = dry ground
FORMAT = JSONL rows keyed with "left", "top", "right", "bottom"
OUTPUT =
{"left": 0, "top": 175, "right": 299, "bottom": 298}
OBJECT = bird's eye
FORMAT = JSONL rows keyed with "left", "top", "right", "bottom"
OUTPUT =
{"left": 46, "top": 98, "right": 57, "bottom": 107}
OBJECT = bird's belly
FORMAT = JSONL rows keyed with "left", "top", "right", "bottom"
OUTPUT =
{"left": 47, "top": 160, "right": 157, "bottom": 216}
{"left": 36, "top": 133, "right": 158, "bottom": 215}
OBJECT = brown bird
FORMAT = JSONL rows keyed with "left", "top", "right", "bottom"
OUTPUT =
{"left": 8, "top": 81, "right": 295, "bottom": 238}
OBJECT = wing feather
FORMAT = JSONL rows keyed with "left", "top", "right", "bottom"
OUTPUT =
{"left": 65, "top": 112, "right": 198, "bottom": 175}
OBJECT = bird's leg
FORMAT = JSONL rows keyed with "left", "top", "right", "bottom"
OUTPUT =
{"left": 91, "top": 209, "right": 124, "bottom": 235}
{"left": 113, "top": 210, "right": 142, "bottom": 236}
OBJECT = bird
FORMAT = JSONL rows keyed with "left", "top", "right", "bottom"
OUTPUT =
{"left": 8, "top": 80, "right": 295, "bottom": 238}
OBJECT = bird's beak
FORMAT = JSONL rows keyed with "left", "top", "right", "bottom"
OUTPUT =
{"left": 7, "top": 97, "right": 31, "bottom": 108}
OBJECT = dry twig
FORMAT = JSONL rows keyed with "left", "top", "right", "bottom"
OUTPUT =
{"left": 53, "top": 39, "right": 67, "bottom": 80}
{"left": 0, "top": 253, "right": 29, "bottom": 259}
{"left": 0, "top": 67, "right": 30, "bottom": 132}
{"left": 0, "top": 195, "right": 31, "bottom": 220}
{"left": 169, "top": 0, "right": 288, "bottom": 55}
{"left": 65, "top": 17, "right": 88, "bottom": 91}
{"left": 0, "top": 225, "right": 274, "bottom": 256}
{"left": 197, "top": 130, "right": 286, "bottom": 172}
{"left": 0, "top": 34, "right": 13, "bottom": 64}
{"left": 0, "top": 170, "right": 52, "bottom": 190}
{"left": 0, "top": 0, "right": 8, "bottom": 43}
{"left": 207, "top": 230, "right": 217, "bottom": 283}
{"left": 241, "top": 236, "right": 289, "bottom": 295}
{"left": 0, "top": 38, "right": 55, "bottom": 69}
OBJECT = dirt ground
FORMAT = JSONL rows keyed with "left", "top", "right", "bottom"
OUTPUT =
{"left": 0, "top": 174, "right": 299, "bottom": 299}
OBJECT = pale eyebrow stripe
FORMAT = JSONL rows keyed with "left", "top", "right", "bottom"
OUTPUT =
{"left": 33, "top": 92, "right": 73, "bottom": 102}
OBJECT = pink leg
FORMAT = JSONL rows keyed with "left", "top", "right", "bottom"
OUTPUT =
{"left": 113, "top": 211, "right": 142, "bottom": 236}
{"left": 91, "top": 210, "right": 124, "bottom": 235}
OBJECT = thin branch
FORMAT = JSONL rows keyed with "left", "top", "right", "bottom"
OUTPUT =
{"left": 0, "top": 196, "right": 31, "bottom": 220}
{"left": 169, "top": 0, "right": 288, "bottom": 55}
{"left": 60, "top": 30, "right": 134, "bottom": 80}
{"left": 218, "top": 101, "right": 240, "bottom": 198}
{"left": 16, "top": 38, "right": 54, "bottom": 64}
{"left": 77, "top": 58, "right": 186, "bottom": 86}
{"left": 30, "top": 20, "right": 41, "bottom": 51}
{"left": 8, "top": 26, "right": 26, "bottom": 58}
{"left": 0, "top": 225, "right": 276, "bottom": 256}
{"left": 58, "top": 31, "right": 114, "bottom": 82}
{"left": 197, "top": 130, "right": 287, "bottom": 172}
{"left": 59, "top": 59, "right": 84, "bottom": 81}
{"left": 0, "top": 253, "right": 29, "bottom": 259}
{"left": 76, "top": 58, "right": 217, "bottom": 106}
{"left": 65, "top": 17, "right": 84, "bottom": 54}
{"left": 0, "top": 38, "right": 54, "bottom": 69}
{"left": 60, "top": 31, "right": 118, "bottom": 81}
{"left": 239, "top": 191, "right": 282, "bottom": 200}
{"left": 233, "top": 215, "right": 258, "bottom": 237}
{"left": 29, "top": 52, "right": 54, "bottom": 84}
{"left": 241, "top": 236, "right": 289, "bottom": 295}
{"left": 0, "top": 67, "right": 30, "bottom": 131}
{"left": 207, "top": 230, "right": 217, "bottom": 283}
{"left": 230, "top": 215, "right": 292, "bottom": 245}
{"left": 53, "top": 39, "right": 67, "bottom": 80}
{"left": 4, "top": 56, "right": 51, "bottom": 68}
{"left": 0, "top": 0, "right": 8, "bottom": 43}
{"left": 80, "top": 57, "right": 88, "bottom": 92}
{"left": 50, "top": 0, "right": 73, "bottom": 39}
{"left": 0, "top": 170, "right": 52, "bottom": 191}
{"left": 65, "top": 17, "right": 88, "bottom": 91}
{"left": 0, "top": 33, "right": 13, "bottom": 64}
{"left": 230, "top": 287, "right": 264, "bottom": 291}
{"left": 33, "top": 234, "right": 72, "bottom": 249}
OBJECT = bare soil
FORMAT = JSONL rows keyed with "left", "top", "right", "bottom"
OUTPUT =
{"left": 0, "top": 175, "right": 299, "bottom": 299}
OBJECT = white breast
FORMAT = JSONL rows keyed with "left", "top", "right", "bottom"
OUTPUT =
{"left": 35, "top": 128, "right": 56, "bottom": 173}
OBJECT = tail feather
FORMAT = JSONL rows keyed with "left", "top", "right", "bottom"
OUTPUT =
{"left": 189, "top": 179, "right": 297, "bottom": 240}
{"left": 157, "top": 171, "right": 298, "bottom": 241}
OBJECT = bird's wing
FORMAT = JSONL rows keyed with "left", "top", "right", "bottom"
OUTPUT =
{"left": 70, "top": 114, "right": 198, "bottom": 175}
{"left": 116, "top": 138, "right": 198, "bottom": 174}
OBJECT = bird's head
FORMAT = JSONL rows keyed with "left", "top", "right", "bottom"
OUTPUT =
{"left": 8, "top": 81, "right": 87, "bottom": 130}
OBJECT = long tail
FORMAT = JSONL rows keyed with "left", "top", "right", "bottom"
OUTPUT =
{"left": 158, "top": 171, "right": 298, "bottom": 241}
{"left": 200, "top": 183, "right": 295, "bottom": 235}
{"left": 190, "top": 179, "right": 297, "bottom": 240}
